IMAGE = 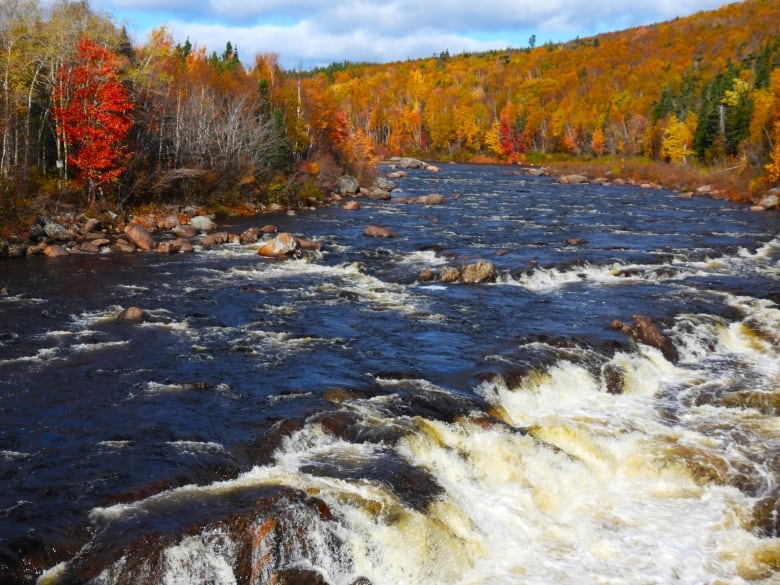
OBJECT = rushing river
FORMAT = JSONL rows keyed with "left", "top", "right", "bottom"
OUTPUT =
{"left": 1, "top": 164, "right": 779, "bottom": 585}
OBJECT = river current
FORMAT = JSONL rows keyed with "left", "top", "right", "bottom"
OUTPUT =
{"left": 1, "top": 164, "right": 779, "bottom": 584}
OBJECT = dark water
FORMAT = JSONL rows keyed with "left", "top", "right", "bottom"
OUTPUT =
{"left": 1, "top": 164, "right": 779, "bottom": 584}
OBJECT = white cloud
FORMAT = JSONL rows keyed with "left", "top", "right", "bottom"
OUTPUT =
{"left": 94, "top": 0, "right": 739, "bottom": 69}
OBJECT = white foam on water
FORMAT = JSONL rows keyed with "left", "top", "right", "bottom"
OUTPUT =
{"left": 0, "top": 346, "right": 61, "bottom": 365}
{"left": 167, "top": 440, "right": 228, "bottom": 456}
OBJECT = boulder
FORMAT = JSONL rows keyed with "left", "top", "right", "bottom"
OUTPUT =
{"left": 172, "top": 224, "right": 198, "bottom": 238}
{"left": 335, "top": 175, "right": 360, "bottom": 196}
{"left": 77, "top": 241, "right": 103, "bottom": 253}
{"left": 239, "top": 227, "right": 261, "bottom": 244}
{"left": 117, "top": 306, "right": 145, "bottom": 322}
{"left": 190, "top": 215, "right": 217, "bottom": 231}
{"left": 439, "top": 267, "right": 461, "bottom": 283}
{"left": 758, "top": 193, "right": 778, "bottom": 210}
{"left": 425, "top": 165, "right": 441, "bottom": 172}
{"left": 525, "top": 167, "right": 548, "bottom": 176}
{"left": 610, "top": 314, "right": 678, "bottom": 362}
{"left": 343, "top": 201, "right": 361, "bottom": 211}
{"left": 363, "top": 225, "right": 396, "bottom": 238}
{"left": 43, "top": 221, "right": 73, "bottom": 241}
{"left": 386, "top": 171, "right": 407, "bottom": 179}
{"left": 84, "top": 218, "right": 102, "bottom": 233}
{"left": 367, "top": 189, "right": 392, "bottom": 200}
{"left": 374, "top": 177, "right": 396, "bottom": 191}
{"left": 200, "top": 232, "right": 231, "bottom": 248}
{"left": 156, "top": 241, "right": 182, "bottom": 254}
{"left": 112, "top": 238, "right": 136, "bottom": 253}
{"left": 174, "top": 238, "right": 194, "bottom": 253}
{"left": 414, "top": 194, "right": 446, "bottom": 205}
{"left": 558, "top": 174, "right": 588, "bottom": 185}
{"left": 296, "top": 237, "right": 322, "bottom": 251}
{"left": 418, "top": 269, "right": 436, "bottom": 282}
{"left": 261, "top": 224, "right": 278, "bottom": 233}
{"left": 124, "top": 224, "right": 156, "bottom": 251}
{"left": 257, "top": 232, "right": 299, "bottom": 257}
{"left": 459, "top": 261, "right": 496, "bottom": 284}
{"left": 399, "top": 157, "right": 426, "bottom": 169}
{"left": 160, "top": 215, "right": 181, "bottom": 229}
{"left": 43, "top": 244, "right": 69, "bottom": 257}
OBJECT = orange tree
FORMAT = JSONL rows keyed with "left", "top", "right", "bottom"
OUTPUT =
{"left": 52, "top": 36, "right": 133, "bottom": 205}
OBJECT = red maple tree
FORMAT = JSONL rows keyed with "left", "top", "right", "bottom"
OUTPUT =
{"left": 52, "top": 36, "right": 133, "bottom": 203}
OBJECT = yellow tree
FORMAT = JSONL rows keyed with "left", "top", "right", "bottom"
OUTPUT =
{"left": 661, "top": 114, "right": 694, "bottom": 164}
{"left": 765, "top": 122, "right": 780, "bottom": 183}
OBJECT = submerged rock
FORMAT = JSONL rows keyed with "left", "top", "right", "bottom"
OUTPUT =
{"left": 116, "top": 306, "right": 145, "bottom": 322}
{"left": 610, "top": 314, "right": 678, "bottom": 362}
{"left": 363, "top": 225, "right": 396, "bottom": 238}
{"left": 257, "top": 232, "right": 299, "bottom": 257}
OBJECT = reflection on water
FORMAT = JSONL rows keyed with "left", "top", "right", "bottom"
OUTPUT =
{"left": 1, "top": 164, "right": 779, "bottom": 584}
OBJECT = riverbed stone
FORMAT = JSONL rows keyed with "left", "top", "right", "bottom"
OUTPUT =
{"left": 124, "top": 224, "right": 156, "bottom": 251}
{"left": 335, "top": 175, "right": 360, "bottom": 196}
{"left": 343, "top": 201, "right": 361, "bottom": 211}
{"left": 172, "top": 224, "right": 198, "bottom": 238}
{"left": 117, "top": 306, "right": 145, "bottom": 322}
{"left": 364, "top": 225, "right": 396, "bottom": 238}
{"left": 44, "top": 221, "right": 73, "bottom": 241}
{"left": 758, "top": 193, "right": 778, "bottom": 210}
{"left": 459, "top": 261, "right": 496, "bottom": 284}
{"left": 558, "top": 174, "right": 589, "bottom": 184}
{"left": 190, "top": 215, "right": 217, "bottom": 232}
{"left": 240, "top": 227, "right": 261, "bottom": 244}
{"left": 43, "top": 244, "right": 69, "bottom": 257}
{"left": 257, "top": 232, "right": 299, "bottom": 257}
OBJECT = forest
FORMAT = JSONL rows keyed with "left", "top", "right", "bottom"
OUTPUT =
{"left": 0, "top": 0, "right": 779, "bottom": 236}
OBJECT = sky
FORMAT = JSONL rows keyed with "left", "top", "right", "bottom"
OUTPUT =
{"left": 89, "top": 0, "right": 738, "bottom": 70}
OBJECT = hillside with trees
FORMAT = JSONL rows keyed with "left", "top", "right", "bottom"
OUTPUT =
{"left": 0, "top": 0, "right": 778, "bottom": 240}
{"left": 303, "top": 0, "right": 780, "bottom": 200}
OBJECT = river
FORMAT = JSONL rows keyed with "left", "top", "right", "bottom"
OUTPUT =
{"left": 1, "top": 164, "right": 778, "bottom": 584}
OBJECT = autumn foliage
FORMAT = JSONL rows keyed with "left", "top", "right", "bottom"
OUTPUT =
{"left": 1, "top": 0, "right": 779, "bottom": 228}
{"left": 53, "top": 36, "right": 133, "bottom": 203}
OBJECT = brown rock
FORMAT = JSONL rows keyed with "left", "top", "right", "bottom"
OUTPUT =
{"left": 43, "top": 244, "right": 69, "bottom": 257}
{"left": 174, "top": 238, "right": 194, "bottom": 253}
{"left": 124, "top": 224, "right": 156, "bottom": 251}
{"left": 77, "top": 241, "right": 101, "bottom": 253}
{"left": 418, "top": 269, "right": 436, "bottom": 282}
{"left": 439, "top": 267, "right": 461, "bottom": 283}
{"left": 415, "top": 194, "right": 446, "bottom": 205}
{"left": 172, "top": 224, "right": 198, "bottom": 238}
{"left": 257, "top": 232, "right": 299, "bottom": 257}
{"left": 610, "top": 315, "right": 678, "bottom": 362}
{"left": 112, "top": 238, "right": 136, "bottom": 253}
{"left": 117, "top": 306, "right": 145, "bottom": 322}
{"left": 558, "top": 174, "right": 589, "bottom": 184}
{"left": 459, "top": 261, "right": 496, "bottom": 284}
{"left": 156, "top": 241, "right": 182, "bottom": 254}
{"left": 343, "top": 201, "right": 361, "bottom": 211}
{"left": 363, "top": 225, "right": 396, "bottom": 238}
{"left": 261, "top": 224, "right": 278, "bottom": 233}
{"left": 200, "top": 232, "right": 230, "bottom": 249}
{"left": 296, "top": 237, "right": 322, "bottom": 251}
{"left": 240, "top": 227, "right": 261, "bottom": 244}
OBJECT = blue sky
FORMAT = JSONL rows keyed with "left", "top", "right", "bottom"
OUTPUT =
{"left": 90, "top": 0, "right": 739, "bottom": 70}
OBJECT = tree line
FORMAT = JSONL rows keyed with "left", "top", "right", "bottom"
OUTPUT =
{"left": 0, "top": 0, "right": 362, "bottom": 229}
{"left": 2, "top": 0, "right": 779, "bottom": 233}
{"left": 306, "top": 0, "right": 780, "bottom": 197}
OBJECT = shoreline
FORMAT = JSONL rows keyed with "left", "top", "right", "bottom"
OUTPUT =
{"left": 1, "top": 160, "right": 777, "bottom": 262}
